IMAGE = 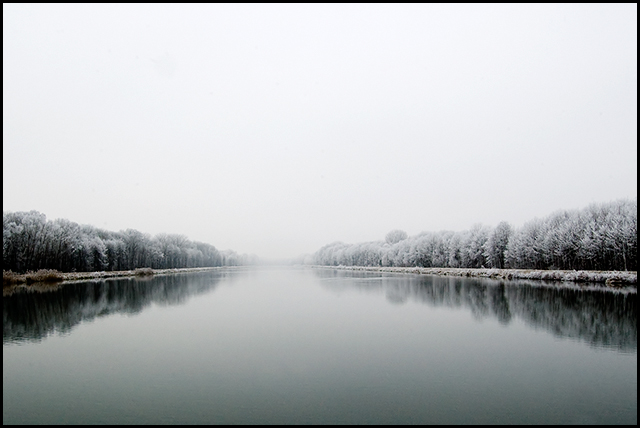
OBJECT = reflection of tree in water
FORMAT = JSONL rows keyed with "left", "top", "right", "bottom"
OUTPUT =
{"left": 315, "top": 269, "right": 637, "bottom": 352}
{"left": 490, "top": 284, "right": 512, "bottom": 324}
{"left": 509, "top": 285, "right": 636, "bottom": 351}
{"left": 3, "top": 272, "right": 224, "bottom": 344}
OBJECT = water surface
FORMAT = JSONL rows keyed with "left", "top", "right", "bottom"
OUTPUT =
{"left": 3, "top": 267, "right": 637, "bottom": 424}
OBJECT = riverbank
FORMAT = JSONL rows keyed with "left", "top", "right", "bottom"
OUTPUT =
{"left": 4, "top": 265, "right": 637, "bottom": 291}
{"left": 310, "top": 265, "right": 637, "bottom": 286}
{"left": 3, "top": 266, "right": 230, "bottom": 288}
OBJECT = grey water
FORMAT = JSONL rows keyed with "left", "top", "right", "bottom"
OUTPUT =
{"left": 3, "top": 267, "right": 637, "bottom": 424}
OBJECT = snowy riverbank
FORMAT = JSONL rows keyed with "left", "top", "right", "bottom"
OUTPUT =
{"left": 3, "top": 266, "right": 235, "bottom": 288}
{"left": 59, "top": 266, "right": 233, "bottom": 282}
{"left": 309, "top": 265, "right": 637, "bottom": 286}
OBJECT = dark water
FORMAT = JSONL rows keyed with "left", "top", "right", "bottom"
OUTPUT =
{"left": 3, "top": 267, "right": 637, "bottom": 424}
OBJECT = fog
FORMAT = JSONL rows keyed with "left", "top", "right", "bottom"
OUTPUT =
{"left": 3, "top": 4, "right": 637, "bottom": 260}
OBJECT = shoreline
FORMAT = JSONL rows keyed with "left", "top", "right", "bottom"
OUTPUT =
{"left": 3, "top": 266, "right": 233, "bottom": 288}
{"left": 60, "top": 266, "right": 232, "bottom": 282}
{"left": 308, "top": 265, "right": 637, "bottom": 287}
{"left": 4, "top": 265, "right": 637, "bottom": 291}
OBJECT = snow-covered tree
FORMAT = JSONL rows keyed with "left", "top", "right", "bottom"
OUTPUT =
{"left": 385, "top": 229, "right": 408, "bottom": 245}
{"left": 484, "top": 221, "right": 512, "bottom": 269}
{"left": 311, "top": 199, "right": 636, "bottom": 271}
{"left": 3, "top": 211, "right": 241, "bottom": 273}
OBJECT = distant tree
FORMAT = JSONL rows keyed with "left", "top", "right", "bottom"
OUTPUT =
{"left": 505, "top": 218, "right": 546, "bottom": 269}
{"left": 463, "top": 224, "right": 490, "bottom": 268}
{"left": 2, "top": 211, "right": 248, "bottom": 273}
{"left": 484, "top": 222, "right": 512, "bottom": 269}
{"left": 312, "top": 200, "right": 636, "bottom": 271}
{"left": 385, "top": 230, "right": 408, "bottom": 245}
{"left": 432, "top": 232, "right": 451, "bottom": 267}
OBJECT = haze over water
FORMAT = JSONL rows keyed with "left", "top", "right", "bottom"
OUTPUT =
{"left": 3, "top": 268, "right": 636, "bottom": 424}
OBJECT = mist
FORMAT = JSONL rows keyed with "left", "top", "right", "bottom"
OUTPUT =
{"left": 3, "top": 4, "right": 637, "bottom": 259}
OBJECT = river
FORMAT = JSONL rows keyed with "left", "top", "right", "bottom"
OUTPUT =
{"left": 3, "top": 267, "right": 637, "bottom": 424}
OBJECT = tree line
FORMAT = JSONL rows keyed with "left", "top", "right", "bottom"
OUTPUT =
{"left": 3, "top": 211, "right": 254, "bottom": 273}
{"left": 312, "top": 199, "right": 637, "bottom": 271}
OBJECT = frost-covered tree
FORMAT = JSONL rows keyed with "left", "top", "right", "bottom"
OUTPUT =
{"left": 505, "top": 218, "right": 546, "bottom": 269}
{"left": 3, "top": 211, "right": 247, "bottom": 273}
{"left": 2, "top": 211, "right": 48, "bottom": 272}
{"left": 484, "top": 221, "right": 512, "bottom": 269}
{"left": 385, "top": 230, "right": 408, "bottom": 245}
{"left": 462, "top": 224, "right": 490, "bottom": 268}
{"left": 312, "top": 199, "right": 636, "bottom": 271}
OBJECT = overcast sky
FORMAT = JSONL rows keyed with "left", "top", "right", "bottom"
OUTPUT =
{"left": 3, "top": 4, "right": 637, "bottom": 260}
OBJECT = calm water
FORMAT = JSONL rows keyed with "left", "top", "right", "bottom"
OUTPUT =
{"left": 3, "top": 267, "right": 637, "bottom": 424}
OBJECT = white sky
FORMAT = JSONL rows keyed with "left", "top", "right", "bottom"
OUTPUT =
{"left": 3, "top": 4, "right": 637, "bottom": 260}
